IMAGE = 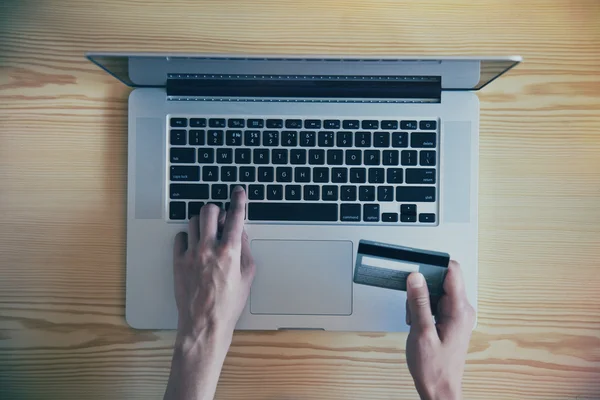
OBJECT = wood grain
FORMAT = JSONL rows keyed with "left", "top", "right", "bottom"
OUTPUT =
{"left": 1, "top": 0, "right": 600, "bottom": 399}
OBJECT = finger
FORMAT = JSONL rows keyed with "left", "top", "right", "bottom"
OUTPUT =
{"left": 221, "top": 186, "right": 247, "bottom": 248}
{"left": 188, "top": 215, "right": 199, "bottom": 248}
{"left": 240, "top": 230, "right": 256, "bottom": 281}
{"left": 217, "top": 209, "right": 227, "bottom": 241}
{"left": 443, "top": 260, "right": 468, "bottom": 302}
{"left": 405, "top": 300, "right": 412, "bottom": 325}
{"left": 406, "top": 272, "right": 435, "bottom": 333}
{"left": 173, "top": 232, "right": 188, "bottom": 258}
{"left": 199, "top": 204, "right": 220, "bottom": 246}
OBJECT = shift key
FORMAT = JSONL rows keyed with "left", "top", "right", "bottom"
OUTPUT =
{"left": 396, "top": 186, "right": 436, "bottom": 202}
{"left": 170, "top": 166, "right": 200, "bottom": 181}
{"left": 170, "top": 184, "right": 209, "bottom": 199}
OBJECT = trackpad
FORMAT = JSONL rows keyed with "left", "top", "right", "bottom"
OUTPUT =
{"left": 250, "top": 240, "right": 353, "bottom": 315}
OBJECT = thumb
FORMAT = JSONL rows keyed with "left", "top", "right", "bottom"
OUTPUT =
{"left": 406, "top": 273, "right": 435, "bottom": 333}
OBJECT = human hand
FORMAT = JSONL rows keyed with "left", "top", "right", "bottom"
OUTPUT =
{"left": 405, "top": 261, "right": 475, "bottom": 400}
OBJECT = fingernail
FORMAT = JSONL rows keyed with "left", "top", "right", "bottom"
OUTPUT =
{"left": 408, "top": 273, "right": 425, "bottom": 288}
{"left": 233, "top": 185, "right": 244, "bottom": 193}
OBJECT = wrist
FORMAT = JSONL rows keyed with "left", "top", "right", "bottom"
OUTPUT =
{"left": 420, "top": 380, "right": 461, "bottom": 400}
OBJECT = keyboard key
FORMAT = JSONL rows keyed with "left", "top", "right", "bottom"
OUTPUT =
{"left": 322, "top": 185, "right": 338, "bottom": 201}
{"left": 350, "top": 168, "right": 366, "bottom": 183}
{"left": 401, "top": 214, "right": 417, "bottom": 223}
{"left": 336, "top": 131, "right": 353, "bottom": 147}
{"left": 396, "top": 186, "right": 436, "bottom": 202}
{"left": 170, "top": 201, "right": 186, "bottom": 219}
{"left": 363, "top": 204, "right": 380, "bottom": 222}
{"left": 419, "top": 213, "right": 436, "bottom": 223}
{"left": 309, "top": 149, "right": 325, "bottom": 165}
{"left": 276, "top": 167, "right": 292, "bottom": 182}
{"left": 170, "top": 118, "right": 187, "bottom": 128}
{"left": 327, "top": 149, "right": 344, "bottom": 165}
{"left": 282, "top": 131, "right": 298, "bottom": 147}
{"left": 188, "top": 201, "right": 204, "bottom": 218}
{"left": 228, "top": 185, "right": 246, "bottom": 196}
{"left": 411, "top": 133, "right": 437, "bottom": 148}
{"left": 225, "top": 119, "right": 243, "bottom": 128}
{"left": 362, "top": 120, "right": 379, "bottom": 130}
{"left": 392, "top": 132, "right": 409, "bottom": 148}
{"left": 226, "top": 130, "right": 242, "bottom": 146}
{"left": 244, "top": 130, "right": 261, "bottom": 146}
{"left": 420, "top": 150, "right": 436, "bottom": 166}
{"left": 248, "top": 184, "right": 265, "bottom": 200}
{"left": 324, "top": 120, "right": 341, "bottom": 129}
{"left": 318, "top": 131, "right": 334, "bottom": 147}
{"left": 207, "top": 130, "right": 224, "bottom": 145}
{"left": 170, "top": 129, "right": 186, "bottom": 145}
{"left": 401, "top": 120, "right": 418, "bottom": 130}
{"left": 266, "top": 184, "right": 283, "bottom": 200}
{"left": 240, "top": 166, "right": 256, "bottom": 182}
{"left": 364, "top": 150, "right": 380, "bottom": 165}
{"left": 373, "top": 132, "right": 390, "bottom": 148}
{"left": 189, "top": 130, "right": 205, "bottom": 145}
{"left": 305, "top": 119, "right": 321, "bottom": 129}
{"left": 340, "top": 204, "right": 361, "bottom": 222}
{"left": 212, "top": 184, "right": 228, "bottom": 200}
{"left": 202, "top": 166, "right": 219, "bottom": 181}
{"left": 406, "top": 168, "right": 436, "bottom": 184}
{"left": 331, "top": 167, "right": 348, "bottom": 183}
{"left": 386, "top": 168, "right": 403, "bottom": 183}
{"left": 368, "top": 168, "right": 384, "bottom": 183}
{"left": 401, "top": 204, "right": 417, "bottom": 215}
{"left": 359, "top": 186, "right": 375, "bottom": 201}
{"left": 303, "top": 185, "right": 320, "bottom": 200}
{"left": 217, "top": 148, "right": 233, "bottom": 164}
{"left": 341, "top": 186, "right": 357, "bottom": 201}
{"left": 272, "top": 149, "right": 288, "bottom": 164}
{"left": 355, "top": 132, "right": 372, "bottom": 147}
{"left": 377, "top": 186, "right": 394, "bottom": 201}
{"left": 170, "top": 183, "right": 209, "bottom": 199}
{"left": 190, "top": 118, "right": 206, "bottom": 127}
{"left": 300, "top": 131, "right": 316, "bottom": 147}
{"left": 285, "top": 185, "right": 302, "bottom": 200}
{"left": 383, "top": 150, "right": 399, "bottom": 166}
{"left": 209, "top": 118, "right": 226, "bottom": 128}
{"left": 295, "top": 167, "right": 311, "bottom": 182}
{"left": 235, "top": 148, "right": 251, "bottom": 164}
{"left": 258, "top": 167, "right": 274, "bottom": 182}
{"left": 170, "top": 166, "right": 200, "bottom": 181}
{"left": 170, "top": 148, "right": 195, "bottom": 163}
{"left": 401, "top": 150, "right": 418, "bottom": 166}
{"left": 266, "top": 119, "right": 283, "bottom": 129}
{"left": 263, "top": 131, "right": 279, "bottom": 146}
{"left": 248, "top": 203, "right": 337, "bottom": 221}
{"left": 346, "top": 150, "right": 362, "bottom": 165}
{"left": 285, "top": 119, "right": 302, "bottom": 128}
{"left": 198, "top": 148, "right": 214, "bottom": 164}
{"left": 253, "top": 149, "right": 270, "bottom": 164}
{"left": 419, "top": 120, "right": 437, "bottom": 130}
{"left": 247, "top": 119, "right": 264, "bottom": 128}
{"left": 381, "top": 120, "right": 398, "bottom": 130}
{"left": 290, "top": 149, "right": 307, "bottom": 164}
{"left": 382, "top": 213, "right": 399, "bottom": 222}
{"left": 221, "top": 166, "right": 237, "bottom": 182}
{"left": 343, "top": 120, "right": 360, "bottom": 129}
{"left": 313, "top": 168, "right": 329, "bottom": 183}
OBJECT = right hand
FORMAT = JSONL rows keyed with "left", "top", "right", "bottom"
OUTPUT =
{"left": 405, "top": 261, "right": 475, "bottom": 400}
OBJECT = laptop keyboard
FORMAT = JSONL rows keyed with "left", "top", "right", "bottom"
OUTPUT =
{"left": 168, "top": 116, "right": 439, "bottom": 225}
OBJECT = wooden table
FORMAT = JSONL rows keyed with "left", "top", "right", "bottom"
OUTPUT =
{"left": 1, "top": 0, "right": 600, "bottom": 399}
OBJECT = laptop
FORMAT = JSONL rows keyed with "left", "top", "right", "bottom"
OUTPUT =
{"left": 87, "top": 53, "right": 521, "bottom": 331}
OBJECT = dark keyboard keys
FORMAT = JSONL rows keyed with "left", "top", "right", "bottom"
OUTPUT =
{"left": 350, "top": 168, "right": 366, "bottom": 183}
{"left": 419, "top": 213, "right": 436, "bottom": 223}
{"left": 170, "top": 129, "right": 186, "bottom": 145}
{"left": 198, "top": 148, "right": 214, "bottom": 164}
{"left": 188, "top": 202, "right": 204, "bottom": 218}
{"left": 401, "top": 214, "right": 417, "bottom": 223}
{"left": 226, "top": 130, "right": 242, "bottom": 146}
{"left": 170, "top": 184, "right": 209, "bottom": 199}
{"left": 209, "top": 118, "right": 226, "bottom": 128}
{"left": 382, "top": 213, "right": 399, "bottom": 222}
{"left": 216, "top": 148, "right": 233, "bottom": 164}
{"left": 228, "top": 119, "right": 245, "bottom": 128}
{"left": 386, "top": 168, "right": 403, "bottom": 183}
{"left": 170, "top": 148, "right": 195, "bottom": 163}
{"left": 383, "top": 150, "right": 399, "bottom": 166}
{"left": 169, "top": 201, "right": 186, "bottom": 219}
{"left": 272, "top": 149, "right": 288, "bottom": 164}
{"left": 396, "top": 186, "right": 436, "bottom": 202}
{"left": 392, "top": 132, "right": 408, "bottom": 148}
{"left": 170, "top": 166, "right": 200, "bottom": 181}
{"left": 212, "top": 184, "right": 228, "bottom": 199}
{"left": 377, "top": 186, "right": 394, "bottom": 201}
{"left": 374, "top": 132, "right": 390, "bottom": 148}
{"left": 285, "top": 185, "right": 302, "bottom": 200}
{"left": 207, "top": 130, "right": 224, "bottom": 145}
{"left": 420, "top": 150, "right": 437, "bottom": 166}
{"left": 341, "top": 186, "right": 357, "bottom": 201}
{"left": 324, "top": 120, "right": 341, "bottom": 129}
{"left": 364, "top": 150, "right": 380, "bottom": 165}
{"left": 276, "top": 167, "right": 292, "bottom": 182}
{"left": 359, "top": 186, "right": 375, "bottom": 201}
{"left": 368, "top": 168, "right": 385, "bottom": 183}
{"left": 190, "top": 118, "right": 206, "bottom": 128}
{"left": 258, "top": 167, "right": 274, "bottom": 182}
{"left": 248, "top": 203, "right": 337, "bottom": 222}
{"left": 362, "top": 120, "right": 379, "bottom": 129}
{"left": 419, "top": 120, "right": 437, "bottom": 130}
{"left": 263, "top": 131, "right": 279, "bottom": 146}
{"left": 363, "top": 204, "right": 380, "bottom": 222}
{"left": 327, "top": 149, "right": 343, "bottom": 165}
{"left": 189, "top": 130, "right": 205, "bottom": 145}
{"left": 266, "top": 119, "right": 283, "bottom": 129}
{"left": 313, "top": 168, "right": 329, "bottom": 183}
{"left": 221, "top": 166, "right": 237, "bottom": 182}
{"left": 267, "top": 184, "right": 283, "bottom": 200}
{"left": 309, "top": 149, "right": 325, "bottom": 165}
{"left": 240, "top": 166, "right": 256, "bottom": 182}
{"left": 381, "top": 120, "right": 398, "bottom": 130}
{"left": 170, "top": 118, "right": 187, "bottom": 128}
{"left": 355, "top": 132, "right": 371, "bottom": 147}
{"left": 303, "top": 185, "right": 320, "bottom": 200}
{"left": 202, "top": 166, "right": 219, "bottom": 182}
{"left": 322, "top": 185, "right": 338, "bottom": 201}
{"left": 336, "top": 131, "right": 353, "bottom": 147}
{"left": 318, "top": 131, "right": 334, "bottom": 147}
{"left": 295, "top": 167, "right": 311, "bottom": 182}
{"left": 285, "top": 119, "right": 302, "bottom": 129}
{"left": 244, "top": 130, "right": 261, "bottom": 146}
{"left": 248, "top": 184, "right": 265, "bottom": 200}
{"left": 411, "top": 133, "right": 437, "bottom": 148}
{"left": 406, "top": 168, "right": 436, "bottom": 184}
{"left": 340, "top": 204, "right": 361, "bottom": 222}
{"left": 282, "top": 131, "right": 298, "bottom": 147}
{"left": 253, "top": 149, "right": 270, "bottom": 164}
{"left": 247, "top": 119, "right": 264, "bottom": 128}
{"left": 346, "top": 150, "right": 362, "bottom": 165}
{"left": 343, "top": 120, "right": 360, "bottom": 129}
{"left": 401, "top": 120, "right": 418, "bottom": 130}
{"left": 300, "top": 131, "right": 316, "bottom": 147}
{"left": 305, "top": 119, "right": 321, "bottom": 129}
{"left": 401, "top": 204, "right": 417, "bottom": 215}
{"left": 290, "top": 149, "right": 307, "bottom": 164}
{"left": 331, "top": 167, "right": 348, "bottom": 183}
{"left": 235, "top": 148, "right": 251, "bottom": 164}
{"left": 401, "top": 150, "right": 418, "bottom": 166}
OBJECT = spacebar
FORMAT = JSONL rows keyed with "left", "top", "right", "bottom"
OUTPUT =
{"left": 248, "top": 203, "right": 338, "bottom": 222}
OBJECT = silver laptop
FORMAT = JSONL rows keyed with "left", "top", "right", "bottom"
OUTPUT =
{"left": 87, "top": 53, "right": 521, "bottom": 331}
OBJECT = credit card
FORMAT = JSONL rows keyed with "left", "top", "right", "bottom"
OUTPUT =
{"left": 353, "top": 240, "right": 450, "bottom": 296}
